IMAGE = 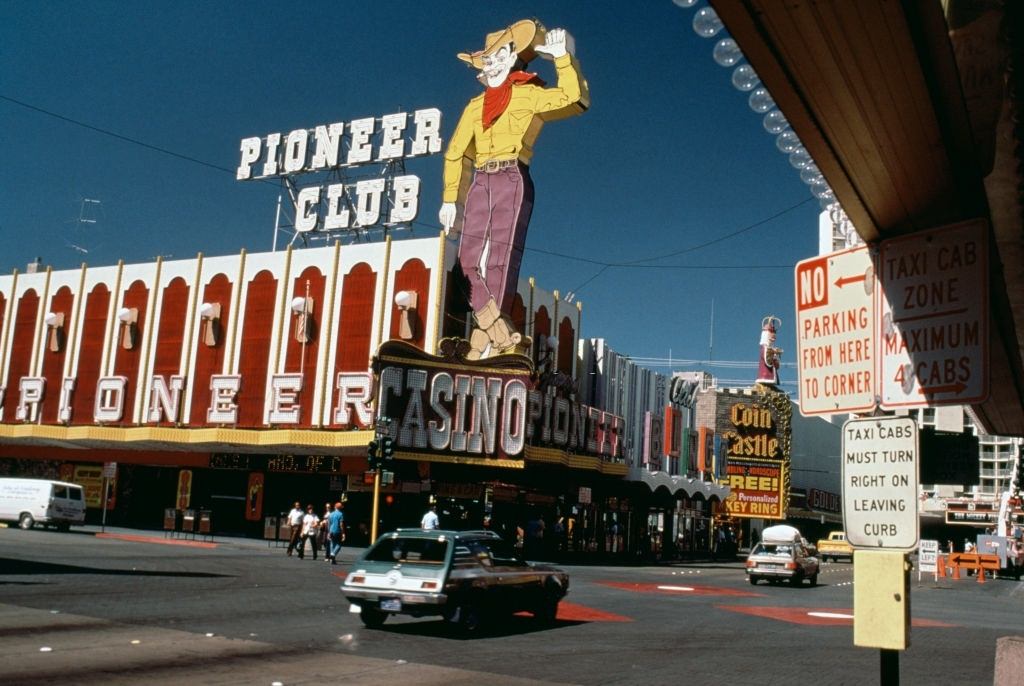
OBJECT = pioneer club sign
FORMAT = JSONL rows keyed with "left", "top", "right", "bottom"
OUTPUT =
{"left": 236, "top": 108, "right": 443, "bottom": 231}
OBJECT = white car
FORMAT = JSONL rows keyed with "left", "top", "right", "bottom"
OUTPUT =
{"left": 746, "top": 524, "right": 820, "bottom": 587}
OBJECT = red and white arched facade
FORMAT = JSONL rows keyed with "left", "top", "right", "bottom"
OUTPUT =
{"left": 0, "top": 235, "right": 598, "bottom": 447}
{"left": 0, "top": 235, "right": 630, "bottom": 542}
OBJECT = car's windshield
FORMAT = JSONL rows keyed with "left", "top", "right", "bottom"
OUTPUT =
{"left": 753, "top": 543, "right": 795, "bottom": 557}
{"left": 365, "top": 537, "right": 450, "bottom": 564}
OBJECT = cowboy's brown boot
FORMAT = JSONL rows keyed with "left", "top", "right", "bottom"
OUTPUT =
{"left": 475, "top": 298, "right": 520, "bottom": 356}
{"left": 466, "top": 328, "right": 490, "bottom": 360}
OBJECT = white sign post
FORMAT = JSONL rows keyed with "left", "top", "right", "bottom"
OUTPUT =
{"left": 918, "top": 539, "right": 938, "bottom": 581}
{"left": 879, "top": 220, "right": 988, "bottom": 408}
{"left": 101, "top": 462, "right": 116, "bottom": 533}
{"left": 795, "top": 245, "right": 876, "bottom": 416}
{"left": 842, "top": 416, "right": 919, "bottom": 551}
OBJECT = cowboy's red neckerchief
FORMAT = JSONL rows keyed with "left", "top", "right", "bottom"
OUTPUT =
{"left": 482, "top": 71, "right": 546, "bottom": 130}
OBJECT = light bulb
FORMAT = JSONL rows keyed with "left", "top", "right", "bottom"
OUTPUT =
{"left": 672, "top": 0, "right": 699, "bottom": 7}
{"left": 290, "top": 296, "right": 307, "bottom": 313}
{"left": 712, "top": 38, "right": 742, "bottom": 67}
{"left": 763, "top": 109, "right": 789, "bottom": 134}
{"left": 731, "top": 64, "right": 760, "bottom": 91}
{"left": 775, "top": 130, "right": 800, "bottom": 154}
{"left": 789, "top": 146, "right": 812, "bottom": 169}
{"left": 692, "top": 7, "right": 723, "bottom": 38}
{"left": 811, "top": 182, "right": 833, "bottom": 200}
{"left": 818, "top": 191, "right": 837, "bottom": 209}
{"left": 799, "top": 163, "right": 822, "bottom": 185}
{"left": 749, "top": 88, "right": 770, "bottom": 114}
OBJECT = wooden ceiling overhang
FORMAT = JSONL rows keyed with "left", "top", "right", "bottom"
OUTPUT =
{"left": 712, "top": 0, "right": 1024, "bottom": 435}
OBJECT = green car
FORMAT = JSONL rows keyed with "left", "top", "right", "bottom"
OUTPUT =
{"left": 341, "top": 529, "right": 569, "bottom": 631}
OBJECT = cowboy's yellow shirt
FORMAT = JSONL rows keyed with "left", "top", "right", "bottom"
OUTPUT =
{"left": 442, "top": 53, "right": 589, "bottom": 203}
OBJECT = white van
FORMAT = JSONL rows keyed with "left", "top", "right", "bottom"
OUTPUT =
{"left": 0, "top": 478, "right": 87, "bottom": 530}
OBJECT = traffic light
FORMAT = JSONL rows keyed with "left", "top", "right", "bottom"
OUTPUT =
{"left": 367, "top": 439, "right": 380, "bottom": 469}
{"left": 381, "top": 436, "right": 395, "bottom": 461}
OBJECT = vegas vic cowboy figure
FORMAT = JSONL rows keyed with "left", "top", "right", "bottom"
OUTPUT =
{"left": 439, "top": 19, "right": 589, "bottom": 359}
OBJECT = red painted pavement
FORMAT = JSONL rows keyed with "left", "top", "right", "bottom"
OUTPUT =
{"left": 555, "top": 601, "right": 633, "bottom": 622}
{"left": 95, "top": 533, "right": 217, "bottom": 549}
{"left": 599, "top": 581, "right": 762, "bottom": 597}
{"left": 515, "top": 601, "right": 632, "bottom": 623}
{"left": 716, "top": 605, "right": 956, "bottom": 627}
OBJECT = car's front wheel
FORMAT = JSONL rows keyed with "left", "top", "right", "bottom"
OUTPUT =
{"left": 18, "top": 513, "right": 35, "bottom": 530}
{"left": 359, "top": 608, "right": 388, "bottom": 629}
{"left": 533, "top": 597, "right": 559, "bottom": 625}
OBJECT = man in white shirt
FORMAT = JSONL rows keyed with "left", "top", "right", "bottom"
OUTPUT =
{"left": 421, "top": 504, "right": 439, "bottom": 530}
{"left": 286, "top": 501, "right": 304, "bottom": 557}
{"left": 298, "top": 504, "right": 320, "bottom": 560}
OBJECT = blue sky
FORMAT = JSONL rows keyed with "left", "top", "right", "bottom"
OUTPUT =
{"left": 1, "top": 1, "right": 822, "bottom": 389}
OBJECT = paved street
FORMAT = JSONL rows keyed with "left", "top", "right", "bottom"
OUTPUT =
{"left": 1, "top": 526, "right": 1021, "bottom": 685}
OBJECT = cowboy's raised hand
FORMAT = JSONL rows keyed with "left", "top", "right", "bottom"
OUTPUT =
{"left": 534, "top": 28, "right": 574, "bottom": 60}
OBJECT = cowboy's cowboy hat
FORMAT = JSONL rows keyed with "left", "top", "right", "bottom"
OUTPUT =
{"left": 457, "top": 19, "right": 546, "bottom": 69}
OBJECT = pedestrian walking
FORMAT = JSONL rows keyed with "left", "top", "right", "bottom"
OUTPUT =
{"left": 285, "top": 501, "right": 304, "bottom": 557}
{"left": 326, "top": 501, "right": 345, "bottom": 564}
{"left": 421, "top": 504, "right": 439, "bottom": 530}
{"left": 524, "top": 514, "right": 545, "bottom": 559}
{"left": 298, "top": 504, "right": 320, "bottom": 560}
{"left": 319, "top": 502, "right": 331, "bottom": 554}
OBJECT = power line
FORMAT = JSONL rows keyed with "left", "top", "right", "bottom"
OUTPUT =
{"left": 5, "top": 93, "right": 810, "bottom": 281}
{"left": 0, "top": 93, "right": 279, "bottom": 187}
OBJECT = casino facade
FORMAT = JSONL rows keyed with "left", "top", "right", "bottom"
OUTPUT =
{"left": 0, "top": 235, "right": 715, "bottom": 556}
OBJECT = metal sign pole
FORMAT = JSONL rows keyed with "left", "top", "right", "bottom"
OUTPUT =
{"left": 369, "top": 416, "right": 391, "bottom": 543}
{"left": 101, "top": 477, "right": 109, "bottom": 533}
{"left": 880, "top": 648, "right": 899, "bottom": 685}
{"left": 370, "top": 469, "right": 381, "bottom": 543}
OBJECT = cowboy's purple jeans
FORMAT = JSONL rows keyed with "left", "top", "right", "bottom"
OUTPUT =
{"left": 458, "top": 163, "right": 535, "bottom": 313}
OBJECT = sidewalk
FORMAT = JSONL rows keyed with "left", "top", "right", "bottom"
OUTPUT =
{"left": 74, "top": 524, "right": 369, "bottom": 563}
{"left": 73, "top": 524, "right": 749, "bottom": 570}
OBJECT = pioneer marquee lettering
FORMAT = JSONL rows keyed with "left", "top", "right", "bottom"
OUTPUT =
{"left": 0, "top": 372, "right": 374, "bottom": 428}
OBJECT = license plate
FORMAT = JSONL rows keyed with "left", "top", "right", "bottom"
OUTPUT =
{"left": 380, "top": 598, "right": 401, "bottom": 612}
{"left": 760, "top": 564, "right": 779, "bottom": 570}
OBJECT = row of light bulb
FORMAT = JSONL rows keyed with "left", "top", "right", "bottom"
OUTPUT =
{"left": 676, "top": 0, "right": 837, "bottom": 209}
